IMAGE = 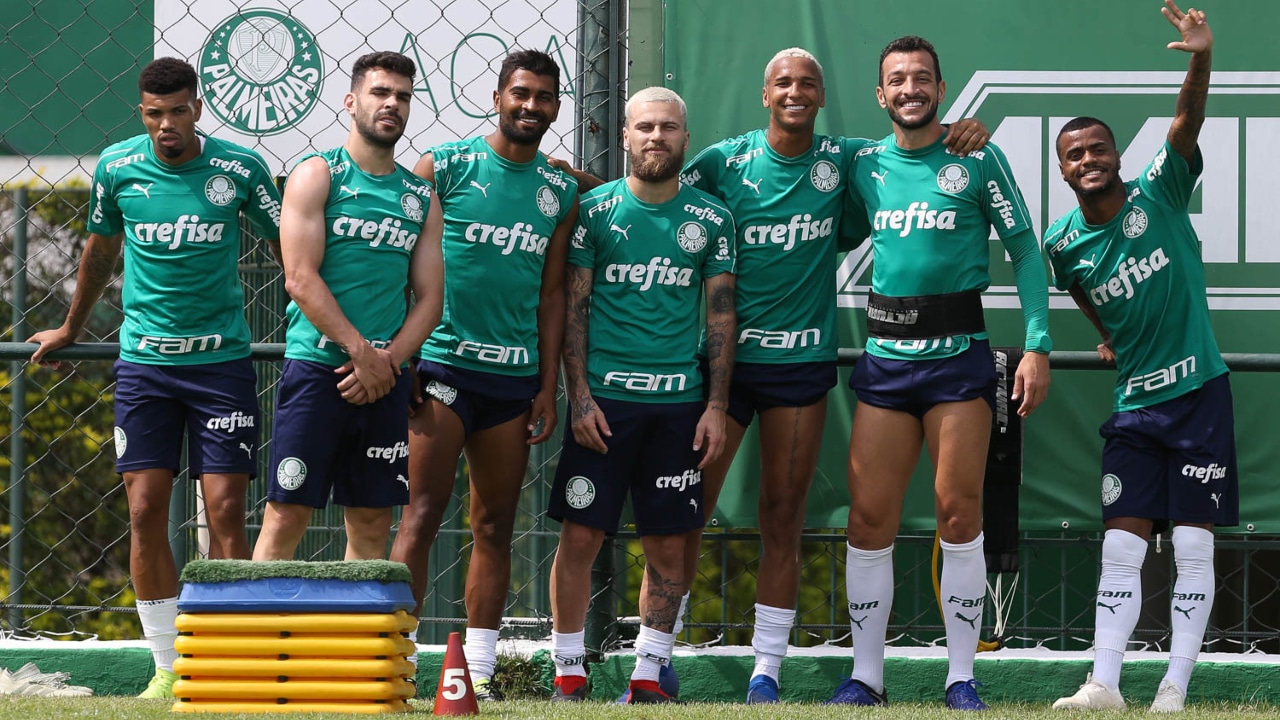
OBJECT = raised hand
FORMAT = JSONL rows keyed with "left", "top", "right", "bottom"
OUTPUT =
{"left": 1162, "top": 0, "right": 1212, "bottom": 54}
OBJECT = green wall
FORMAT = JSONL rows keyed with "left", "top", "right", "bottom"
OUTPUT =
{"left": 663, "top": 0, "right": 1280, "bottom": 532}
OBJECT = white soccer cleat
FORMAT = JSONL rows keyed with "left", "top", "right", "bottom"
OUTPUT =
{"left": 1052, "top": 677, "right": 1126, "bottom": 711}
{"left": 1148, "top": 679, "right": 1186, "bottom": 713}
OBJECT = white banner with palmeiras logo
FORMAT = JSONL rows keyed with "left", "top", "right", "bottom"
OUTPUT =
{"left": 155, "top": 0, "right": 579, "bottom": 175}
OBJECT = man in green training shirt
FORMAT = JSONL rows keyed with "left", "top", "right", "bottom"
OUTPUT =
{"left": 27, "top": 57, "right": 282, "bottom": 698}
{"left": 677, "top": 48, "right": 991, "bottom": 704}
{"left": 1047, "top": 2, "right": 1233, "bottom": 713}
{"left": 546, "top": 87, "right": 736, "bottom": 704}
{"left": 551, "top": 50, "right": 989, "bottom": 702}
{"left": 830, "top": 35, "right": 1051, "bottom": 711}
{"left": 253, "top": 51, "right": 444, "bottom": 562}
{"left": 387, "top": 49, "right": 579, "bottom": 698}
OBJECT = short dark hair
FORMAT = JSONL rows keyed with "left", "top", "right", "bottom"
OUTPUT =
{"left": 351, "top": 51, "right": 416, "bottom": 90}
{"left": 878, "top": 36, "right": 941, "bottom": 86}
{"left": 497, "top": 49, "right": 560, "bottom": 92}
{"left": 138, "top": 57, "right": 198, "bottom": 97}
{"left": 1056, "top": 116, "right": 1117, "bottom": 158}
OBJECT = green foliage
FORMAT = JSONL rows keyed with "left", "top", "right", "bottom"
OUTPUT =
{"left": 3, "top": 185, "right": 134, "bottom": 640}
{"left": 621, "top": 531, "right": 845, "bottom": 648}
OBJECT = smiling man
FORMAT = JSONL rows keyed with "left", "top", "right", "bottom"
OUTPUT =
{"left": 27, "top": 57, "right": 282, "bottom": 699}
{"left": 1046, "top": 3, "right": 1233, "bottom": 713}
{"left": 674, "top": 48, "right": 992, "bottom": 704}
{"left": 832, "top": 35, "right": 1051, "bottom": 711}
{"left": 386, "top": 49, "right": 579, "bottom": 698}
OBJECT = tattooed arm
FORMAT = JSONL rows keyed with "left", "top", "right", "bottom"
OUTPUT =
{"left": 1163, "top": 0, "right": 1213, "bottom": 162}
{"left": 28, "top": 232, "right": 123, "bottom": 366}
{"left": 693, "top": 272, "right": 736, "bottom": 468}
{"left": 563, "top": 263, "right": 610, "bottom": 453}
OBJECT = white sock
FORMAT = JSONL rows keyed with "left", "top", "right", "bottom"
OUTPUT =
{"left": 406, "top": 651, "right": 418, "bottom": 673}
{"left": 631, "top": 625, "right": 675, "bottom": 683}
{"left": 672, "top": 592, "right": 690, "bottom": 636}
{"left": 1165, "top": 526, "right": 1215, "bottom": 692}
{"left": 137, "top": 597, "right": 180, "bottom": 672}
{"left": 1092, "top": 529, "right": 1148, "bottom": 690}
{"left": 846, "top": 543, "right": 894, "bottom": 694}
{"left": 751, "top": 603, "right": 794, "bottom": 681}
{"left": 463, "top": 627, "right": 500, "bottom": 681}
{"left": 941, "top": 533, "right": 986, "bottom": 689}
{"left": 552, "top": 630, "right": 587, "bottom": 678}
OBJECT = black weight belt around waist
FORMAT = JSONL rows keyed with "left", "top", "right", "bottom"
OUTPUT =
{"left": 865, "top": 289, "right": 986, "bottom": 340}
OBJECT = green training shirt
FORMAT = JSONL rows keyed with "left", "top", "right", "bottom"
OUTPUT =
{"left": 283, "top": 146, "right": 432, "bottom": 367}
{"left": 87, "top": 133, "right": 281, "bottom": 365}
{"left": 1045, "top": 141, "right": 1226, "bottom": 412}
{"left": 571, "top": 179, "right": 736, "bottom": 403}
{"left": 844, "top": 134, "right": 1050, "bottom": 360}
{"left": 418, "top": 137, "right": 578, "bottom": 377}
{"left": 682, "top": 129, "right": 870, "bottom": 363}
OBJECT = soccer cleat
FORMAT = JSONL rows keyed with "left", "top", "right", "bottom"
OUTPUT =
{"left": 137, "top": 667, "right": 178, "bottom": 699}
{"left": 627, "top": 679, "right": 678, "bottom": 704}
{"left": 1052, "top": 677, "right": 1126, "bottom": 711}
{"left": 616, "top": 663, "right": 679, "bottom": 703}
{"left": 946, "top": 679, "right": 989, "bottom": 711}
{"left": 473, "top": 676, "right": 503, "bottom": 701}
{"left": 746, "top": 674, "right": 780, "bottom": 704}
{"left": 1148, "top": 679, "right": 1186, "bottom": 713}
{"left": 551, "top": 675, "right": 588, "bottom": 702}
{"left": 825, "top": 677, "right": 889, "bottom": 706}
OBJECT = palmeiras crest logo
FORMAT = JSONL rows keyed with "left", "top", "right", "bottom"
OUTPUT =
{"left": 677, "top": 222, "right": 708, "bottom": 253}
{"left": 537, "top": 186, "right": 561, "bottom": 218}
{"left": 205, "top": 175, "right": 236, "bottom": 206}
{"left": 565, "top": 476, "right": 596, "bottom": 509}
{"left": 937, "top": 163, "right": 970, "bottom": 193}
{"left": 810, "top": 160, "right": 840, "bottom": 192}
{"left": 199, "top": 10, "right": 324, "bottom": 135}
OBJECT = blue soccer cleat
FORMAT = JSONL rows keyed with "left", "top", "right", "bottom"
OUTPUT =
{"left": 825, "top": 677, "right": 889, "bottom": 706}
{"left": 746, "top": 674, "right": 780, "bottom": 704}
{"left": 946, "top": 679, "right": 989, "bottom": 711}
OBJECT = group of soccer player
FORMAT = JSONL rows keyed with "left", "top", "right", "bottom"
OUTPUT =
{"left": 27, "top": 0, "right": 1233, "bottom": 712}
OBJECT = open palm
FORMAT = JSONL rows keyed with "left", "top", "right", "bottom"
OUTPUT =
{"left": 1162, "top": 0, "right": 1212, "bottom": 53}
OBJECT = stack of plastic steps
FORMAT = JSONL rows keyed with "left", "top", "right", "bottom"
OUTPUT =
{"left": 171, "top": 559, "right": 417, "bottom": 714}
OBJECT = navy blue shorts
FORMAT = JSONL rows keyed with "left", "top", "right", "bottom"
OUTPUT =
{"left": 416, "top": 360, "right": 539, "bottom": 436}
{"left": 268, "top": 359, "right": 413, "bottom": 509}
{"left": 113, "top": 358, "right": 259, "bottom": 476}
{"left": 1099, "top": 374, "right": 1238, "bottom": 528}
{"left": 548, "top": 397, "right": 706, "bottom": 535}
{"left": 849, "top": 339, "right": 997, "bottom": 419}
{"left": 703, "top": 360, "right": 836, "bottom": 428}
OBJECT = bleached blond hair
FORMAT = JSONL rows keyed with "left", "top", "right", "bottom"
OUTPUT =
{"left": 763, "top": 47, "right": 824, "bottom": 86}
{"left": 624, "top": 86, "right": 687, "bottom": 125}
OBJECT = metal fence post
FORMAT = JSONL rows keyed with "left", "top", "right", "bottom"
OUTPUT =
{"left": 7, "top": 189, "right": 30, "bottom": 631}
{"left": 577, "top": 0, "right": 623, "bottom": 654}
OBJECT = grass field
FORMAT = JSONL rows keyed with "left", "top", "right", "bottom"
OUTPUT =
{"left": 2, "top": 697, "right": 1278, "bottom": 720}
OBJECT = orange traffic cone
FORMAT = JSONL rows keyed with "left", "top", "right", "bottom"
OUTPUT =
{"left": 433, "top": 631, "right": 479, "bottom": 715}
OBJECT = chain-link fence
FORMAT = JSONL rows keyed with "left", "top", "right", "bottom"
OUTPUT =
{"left": 4, "top": 0, "right": 1280, "bottom": 659}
